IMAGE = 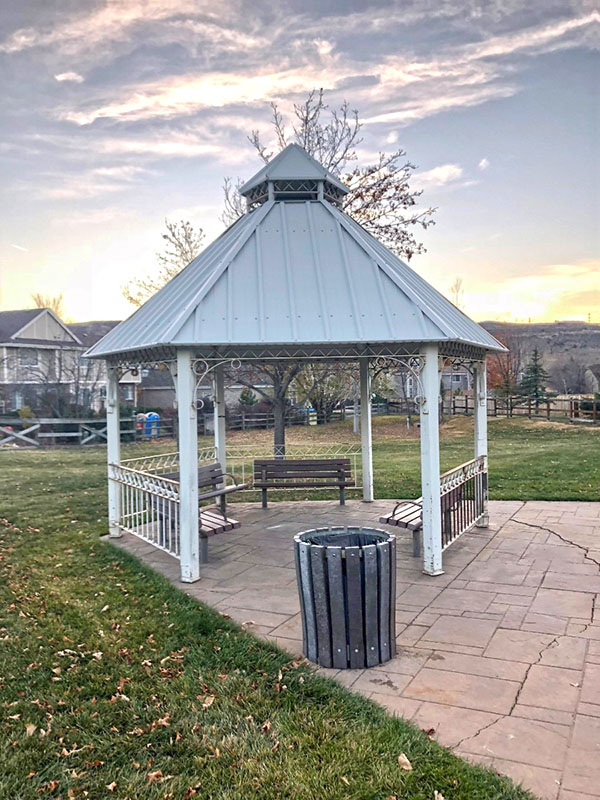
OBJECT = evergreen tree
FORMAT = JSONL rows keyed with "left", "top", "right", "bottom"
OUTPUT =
{"left": 519, "top": 349, "right": 550, "bottom": 409}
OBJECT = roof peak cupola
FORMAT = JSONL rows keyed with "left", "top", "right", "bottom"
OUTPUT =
{"left": 239, "top": 143, "right": 349, "bottom": 210}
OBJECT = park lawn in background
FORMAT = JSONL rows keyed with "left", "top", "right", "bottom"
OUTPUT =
{"left": 0, "top": 425, "right": 547, "bottom": 799}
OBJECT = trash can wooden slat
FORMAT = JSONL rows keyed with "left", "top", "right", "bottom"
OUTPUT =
{"left": 294, "top": 527, "right": 397, "bottom": 669}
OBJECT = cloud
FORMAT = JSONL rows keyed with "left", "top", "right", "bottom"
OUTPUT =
{"left": 55, "top": 11, "right": 593, "bottom": 133}
{"left": 35, "top": 164, "right": 155, "bottom": 199}
{"left": 413, "top": 163, "right": 464, "bottom": 188}
{"left": 478, "top": 158, "right": 490, "bottom": 171}
{"left": 54, "top": 72, "right": 84, "bottom": 83}
{"left": 467, "top": 261, "right": 600, "bottom": 322}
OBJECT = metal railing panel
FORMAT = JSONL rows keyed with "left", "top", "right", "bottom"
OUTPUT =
{"left": 439, "top": 455, "right": 487, "bottom": 550}
{"left": 109, "top": 463, "right": 180, "bottom": 558}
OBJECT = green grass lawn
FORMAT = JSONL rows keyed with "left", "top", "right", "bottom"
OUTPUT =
{"left": 1, "top": 416, "right": 594, "bottom": 799}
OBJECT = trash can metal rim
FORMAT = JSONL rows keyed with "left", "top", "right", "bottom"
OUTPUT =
{"left": 294, "top": 526, "right": 393, "bottom": 551}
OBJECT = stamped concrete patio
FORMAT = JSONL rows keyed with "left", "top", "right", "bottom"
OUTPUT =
{"left": 109, "top": 499, "right": 600, "bottom": 800}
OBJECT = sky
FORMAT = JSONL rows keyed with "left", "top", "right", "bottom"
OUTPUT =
{"left": 0, "top": 0, "right": 598, "bottom": 325}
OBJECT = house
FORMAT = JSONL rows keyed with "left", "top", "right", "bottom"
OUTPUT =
{"left": 0, "top": 308, "right": 138, "bottom": 415}
{"left": 393, "top": 363, "right": 471, "bottom": 400}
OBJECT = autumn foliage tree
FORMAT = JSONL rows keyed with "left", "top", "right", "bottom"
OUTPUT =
{"left": 486, "top": 334, "right": 523, "bottom": 398}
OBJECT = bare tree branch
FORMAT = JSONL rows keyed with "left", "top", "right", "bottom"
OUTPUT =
{"left": 123, "top": 219, "right": 204, "bottom": 307}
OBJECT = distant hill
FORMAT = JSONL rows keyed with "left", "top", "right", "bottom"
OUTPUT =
{"left": 479, "top": 321, "right": 600, "bottom": 368}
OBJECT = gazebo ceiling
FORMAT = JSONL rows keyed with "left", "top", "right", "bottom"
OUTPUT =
{"left": 86, "top": 145, "right": 505, "bottom": 362}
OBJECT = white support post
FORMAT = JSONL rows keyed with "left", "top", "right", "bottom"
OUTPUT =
{"left": 106, "top": 364, "right": 121, "bottom": 538}
{"left": 420, "top": 343, "right": 443, "bottom": 575}
{"left": 176, "top": 349, "right": 200, "bottom": 583}
{"left": 474, "top": 360, "right": 489, "bottom": 527}
{"left": 359, "top": 357, "right": 374, "bottom": 502}
{"left": 213, "top": 363, "right": 226, "bottom": 472}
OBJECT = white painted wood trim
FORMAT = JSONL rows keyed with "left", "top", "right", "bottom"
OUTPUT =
{"left": 176, "top": 349, "right": 200, "bottom": 582}
{"left": 474, "top": 360, "right": 489, "bottom": 527}
{"left": 106, "top": 365, "right": 121, "bottom": 538}
{"left": 419, "top": 343, "right": 443, "bottom": 575}
{"left": 359, "top": 357, "right": 374, "bottom": 502}
{"left": 213, "top": 363, "right": 226, "bottom": 472}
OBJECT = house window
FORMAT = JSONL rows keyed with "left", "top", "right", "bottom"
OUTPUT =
{"left": 19, "top": 349, "right": 38, "bottom": 366}
{"left": 452, "top": 374, "right": 462, "bottom": 383}
{"left": 123, "top": 385, "right": 134, "bottom": 402}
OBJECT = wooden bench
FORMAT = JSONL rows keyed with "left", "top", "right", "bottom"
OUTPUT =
{"left": 380, "top": 485, "right": 464, "bottom": 557}
{"left": 160, "top": 461, "right": 247, "bottom": 561}
{"left": 253, "top": 458, "right": 353, "bottom": 508}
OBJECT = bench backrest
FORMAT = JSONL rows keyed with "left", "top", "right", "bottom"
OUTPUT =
{"left": 163, "top": 461, "right": 225, "bottom": 490}
{"left": 253, "top": 458, "right": 352, "bottom": 486}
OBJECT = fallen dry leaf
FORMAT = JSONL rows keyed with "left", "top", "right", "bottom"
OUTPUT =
{"left": 202, "top": 695, "right": 215, "bottom": 710}
{"left": 261, "top": 720, "right": 272, "bottom": 733}
{"left": 106, "top": 782, "right": 116, "bottom": 791}
{"left": 434, "top": 792, "right": 445, "bottom": 800}
{"left": 25, "top": 724, "right": 36, "bottom": 737}
{"left": 147, "top": 770, "right": 163, "bottom": 783}
{"left": 398, "top": 753, "right": 413, "bottom": 771}
{"left": 341, "top": 777, "right": 350, "bottom": 786}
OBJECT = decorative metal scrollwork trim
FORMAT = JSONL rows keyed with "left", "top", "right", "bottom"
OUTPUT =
{"left": 372, "top": 355, "right": 426, "bottom": 405}
{"left": 191, "top": 358, "right": 241, "bottom": 410}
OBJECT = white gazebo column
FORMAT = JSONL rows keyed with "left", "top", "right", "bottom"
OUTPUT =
{"left": 419, "top": 343, "right": 443, "bottom": 575}
{"left": 176, "top": 349, "right": 200, "bottom": 583}
{"left": 106, "top": 365, "right": 121, "bottom": 538}
{"left": 213, "top": 363, "right": 226, "bottom": 471}
{"left": 359, "top": 357, "right": 374, "bottom": 502}
{"left": 474, "top": 360, "right": 489, "bottom": 527}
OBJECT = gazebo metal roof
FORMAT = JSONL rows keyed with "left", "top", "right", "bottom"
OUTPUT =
{"left": 87, "top": 145, "right": 504, "bottom": 363}
{"left": 239, "top": 143, "right": 348, "bottom": 196}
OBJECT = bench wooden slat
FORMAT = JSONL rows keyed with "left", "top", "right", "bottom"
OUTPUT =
{"left": 253, "top": 458, "right": 353, "bottom": 508}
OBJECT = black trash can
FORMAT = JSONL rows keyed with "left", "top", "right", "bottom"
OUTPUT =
{"left": 294, "top": 527, "right": 396, "bottom": 669}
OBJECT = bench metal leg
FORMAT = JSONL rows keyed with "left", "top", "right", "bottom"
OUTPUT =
{"left": 340, "top": 487, "right": 345, "bottom": 506}
{"left": 262, "top": 489, "right": 268, "bottom": 509}
{"left": 219, "top": 494, "right": 227, "bottom": 518}
{"left": 412, "top": 530, "right": 422, "bottom": 558}
{"left": 199, "top": 535, "right": 209, "bottom": 564}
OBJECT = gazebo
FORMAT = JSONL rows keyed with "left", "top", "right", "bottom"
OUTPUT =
{"left": 87, "top": 143, "right": 504, "bottom": 582}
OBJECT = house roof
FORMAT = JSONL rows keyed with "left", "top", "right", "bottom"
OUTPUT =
{"left": 86, "top": 147, "right": 505, "bottom": 361}
{"left": 68, "top": 320, "right": 120, "bottom": 347}
{"left": 0, "top": 308, "right": 44, "bottom": 342}
{"left": 239, "top": 143, "right": 348, "bottom": 196}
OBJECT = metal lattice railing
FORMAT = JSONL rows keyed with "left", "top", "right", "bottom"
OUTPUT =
{"left": 120, "top": 442, "right": 363, "bottom": 494}
{"left": 223, "top": 442, "right": 362, "bottom": 491}
{"left": 439, "top": 455, "right": 487, "bottom": 550}
{"left": 112, "top": 442, "right": 363, "bottom": 556}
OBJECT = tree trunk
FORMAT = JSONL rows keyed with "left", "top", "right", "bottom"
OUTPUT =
{"left": 273, "top": 397, "right": 286, "bottom": 458}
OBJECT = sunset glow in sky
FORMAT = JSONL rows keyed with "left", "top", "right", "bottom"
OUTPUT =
{"left": 0, "top": 1, "right": 598, "bottom": 324}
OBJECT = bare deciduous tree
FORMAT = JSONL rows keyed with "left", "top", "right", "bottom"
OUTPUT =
{"left": 449, "top": 277, "right": 464, "bottom": 310}
{"left": 123, "top": 219, "right": 204, "bottom": 307}
{"left": 549, "top": 356, "right": 588, "bottom": 394}
{"left": 31, "top": 293, "right": 66, "bottom": 318}
{"left": 232, "top": 362, "right": 306, "bottom": 456}
{"left": 223, "top": 89, "right": 435, "bottom": 260}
